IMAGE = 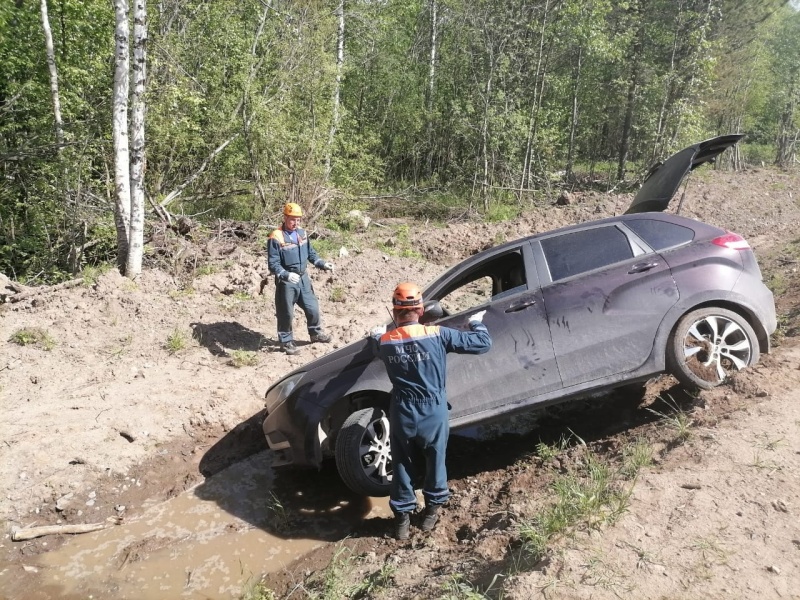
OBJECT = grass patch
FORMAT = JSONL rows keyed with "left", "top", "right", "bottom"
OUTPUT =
{"left": 349, "top": 561, "right": 397, "bottom": 598}
{"left": 620, "top": 437, "right": 653, "bottom": 479}
{"left": 329, "top": 286, "right": 347, "bottom": 303}
{"left": 303, "top": 544, "right": 354, "bottom": 599}
{"left": 485, "top": 202, "right": 520, "bottom": 223}
{"left": 102, "top": 334, "right": 133, "bottom": 361}
{"left": 536, "top": 435, "right": 570, "bottom": 463}
{"left": 295, "top": 541, "right": 397, "bottom": 599}
{"left": 767, "top": 271, "right": 788, "bottom": 296}
{"left": 439, "top": 574, "right": 493, "bottom": 599}
{"left": 492, "top": 231, "right": 508, "bottom": 246}
{"left": 377, "top": 224, "right": 422, "bottom": 259}
{"left": 690, "top": 536, "right": 728, "bottom": 564}
{"left": 519, "top": 436, "right": 649, "bottom": 564}
{"left": 81, "top": 264, "right": 112, "bottom": 286}
{"left": 229, "top": 350, "right": 258, "bottom": 368}
{"left": 194, "top": 264, "right": 218, "bottom": 277}
{"left": 748, "top": 450, "right": 782, "bottom": 472}
{"left": 240, "top": 580, "right": 277, "bottom": 600}
{"left": 164, "top": 327, "right": 188, "bottom": 354}
{"left": 312, "top": 237, "right": 341, "bottom": 260}
{"left": 646, "top": 395, "right": 693, "bottom": 444}
{"left": 8, "top": 327, "right": 56, "bottom": 351}
{"left": 265, "top": 492, "right": 289, "bottom": 533}
{"left": 169, "top": 288, "right": 195, "bottom": 299}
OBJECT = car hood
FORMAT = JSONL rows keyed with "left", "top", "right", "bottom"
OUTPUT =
{"left": 625, "top": 134, "right": 745, "bottom": 215}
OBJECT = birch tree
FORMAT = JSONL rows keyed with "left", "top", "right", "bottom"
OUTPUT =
{"left": 110, "top": 0, "right": 147, "bottom": 278}
{"left": 39, "top": 0, "right": 64, "bottom": 148}
{"left": 113, "top": 0, "right": 131, "bottom": 273}
{"left": 617, "top": 0, "right": 646, "bottom": 180}
{"left": 325, "top": 0, "right": 345, "bottom": 181}
{"left": 127, "top": 0, "right": 147, "bottom": 278}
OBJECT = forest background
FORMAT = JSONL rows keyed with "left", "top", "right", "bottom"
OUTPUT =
{"left": 1, "top": 0, "right": 799, "bottom": 285}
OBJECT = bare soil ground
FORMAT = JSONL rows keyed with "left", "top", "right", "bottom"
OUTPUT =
{"left": 1, "top": 167, "right": 799, "bottom": 599}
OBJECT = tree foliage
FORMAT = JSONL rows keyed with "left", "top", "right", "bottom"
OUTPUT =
{"left": 1, "top": 0, "right": 798, "bottom": 282}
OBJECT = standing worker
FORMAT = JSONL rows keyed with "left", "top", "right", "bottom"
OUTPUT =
{"left": 267, "top": 202, "right": 334, "bottom": 355}
{"left": 372, "top": 282, "right": 491, "bottom": 540}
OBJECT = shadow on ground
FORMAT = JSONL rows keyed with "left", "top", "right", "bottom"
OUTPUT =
{"left": 190, "top": 320, "right": 278, "bottom": 355}
{"left": 194, "top": 409, "right": 378, "bottom": 542}
{"left": 446, "top": 379, "right": 698, "bottom": 483}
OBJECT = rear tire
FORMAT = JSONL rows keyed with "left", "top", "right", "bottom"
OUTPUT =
{"left": 667, "top": 307, "right": 759, "bottom": 391}
{"left": 335, "top": 407, "right": 392, "bottom": 497}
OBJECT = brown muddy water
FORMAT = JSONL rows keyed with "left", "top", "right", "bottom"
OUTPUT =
{"left": 0, "top": 450, "right": 391, "bottom": 599}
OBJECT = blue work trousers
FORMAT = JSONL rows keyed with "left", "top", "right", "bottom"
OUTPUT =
{"left": 275, "top": 273, "right": 322, "bottom": 343}
{"left": 389, "top": 395, "right": 450, "bottom": 515}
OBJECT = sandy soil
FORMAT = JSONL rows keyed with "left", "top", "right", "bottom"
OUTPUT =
{"left": 1, "top": 167, "right": 799, "bottom": 599}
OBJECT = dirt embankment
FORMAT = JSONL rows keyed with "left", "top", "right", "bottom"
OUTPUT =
{"left": 1, "top": 167, "right": 799, "bottom": 599}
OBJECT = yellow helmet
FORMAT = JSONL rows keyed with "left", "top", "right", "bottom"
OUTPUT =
{"left": 392, "top": 282, "right": 423, "bottom": 310}
{"left": 283, "top": 202, "right": 303, "bottom": 217}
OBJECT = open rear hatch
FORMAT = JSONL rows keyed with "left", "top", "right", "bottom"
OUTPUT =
{"left": 625, "top": 134, "right": 745, "bottom": 214}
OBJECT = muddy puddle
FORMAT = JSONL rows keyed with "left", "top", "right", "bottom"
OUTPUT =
{"left": 0, "top": 450, "right": 390, "bottom": 599}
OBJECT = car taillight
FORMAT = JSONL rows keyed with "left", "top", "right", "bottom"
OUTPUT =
{"left": 712, "top": 233, "right": 750, "bottom": 250}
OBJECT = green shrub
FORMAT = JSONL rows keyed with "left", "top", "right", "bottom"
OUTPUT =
{"left": 229, "top": 350, "right": 258, "bottom": 368}
{"left": 164, "top": 327, "right": 188, "bottom": 354}
{"left": 8, "top": 327, "right": 56, "bottom": 351}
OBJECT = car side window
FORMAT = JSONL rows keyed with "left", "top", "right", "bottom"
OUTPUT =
{"left": 439, "top": 276, "right": 494, "bottom": 315}
{"left": 436, "top": 250, "right": 528, "bottom": 314}
{"left": 624, "top": 219, "right": 694, "bottom": 250}
{"left": 542, "top": 226, "right": 634, "bottom": 282}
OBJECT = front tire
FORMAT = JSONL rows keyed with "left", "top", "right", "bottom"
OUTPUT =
{"left": 667, "top": 307, "right": 759, "bottom": 391}
{"left": 335, "top": 407, "right": 392, "bottom": 497}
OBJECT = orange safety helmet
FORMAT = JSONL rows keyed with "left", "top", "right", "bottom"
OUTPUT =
{"left": 392, "top": 282, "right": 423, "bottom": 310}
{"left": 283, "top": 202, "right": 303, "bottom": 217}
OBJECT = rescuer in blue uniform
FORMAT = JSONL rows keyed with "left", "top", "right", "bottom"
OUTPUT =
{"left": 373, "top": 282, "right": 492, "bottom": 539}
{"left": 267, "top": 203, "right": 334, "bottom": 355}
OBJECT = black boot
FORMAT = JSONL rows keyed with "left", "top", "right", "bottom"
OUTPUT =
{"left": 394, "top": 513, "right": 410, "bottom": 540}
{"left": 281, "top": 341, "right": 299, "bottom": 355}
{"left": 421, "top": 505, "right": 440, "bottom": 532}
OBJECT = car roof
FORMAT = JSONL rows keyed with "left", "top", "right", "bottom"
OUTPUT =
{"left": 425, "top": 212, "right": 718, "bottom": 293}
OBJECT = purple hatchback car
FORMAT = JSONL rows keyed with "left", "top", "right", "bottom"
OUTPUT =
{"left": 263, "top": 134, "right": 776, "bottom": 496}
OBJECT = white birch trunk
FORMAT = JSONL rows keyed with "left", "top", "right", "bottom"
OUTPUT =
{"left": 127, "top": 0, "right": 147, "bottom": 278}
{"left": 565, "top": 45, "right": 582, "bottom": 181}
{"left": 427, "top": 0, "right": 437, "bottom": 113}
{"left": 39, "top": 0, "right": 64, "bottom": 147}
{"left": 324, "top": 0, "right": 345, "bottom": 180}
{"left": 113, "top": 0, "right": 132, "bottom": 273}
{"left": 520, "top": 0, "right": 550, "bottom": 195}
{"left": 425, "top": 0, "right": 438, "bottom": 175}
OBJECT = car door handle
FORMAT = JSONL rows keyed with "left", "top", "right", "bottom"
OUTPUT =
{"left": 628, "top": 261, "right": 659, "bottom": 274}
{"left": 505, "top": 300, "right": 536, "bottom": 313}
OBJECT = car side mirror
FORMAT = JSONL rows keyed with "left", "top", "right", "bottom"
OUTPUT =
{"left": 420, "top": 300, "right": 444, "bottom": 323}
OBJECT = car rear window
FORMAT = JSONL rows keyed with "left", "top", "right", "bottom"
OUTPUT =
{"left": 625, "top": 219, "right": 694, "bottom": 250}
{"left": 542, "top": 226, "right": 633, "bottom": 281}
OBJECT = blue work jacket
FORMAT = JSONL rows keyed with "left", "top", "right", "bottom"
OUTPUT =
{"left": 377, "top": 322, "right": 491, "bottom": 404}
{"left": 267, "top": 226, "right": 323, "bottom": 278}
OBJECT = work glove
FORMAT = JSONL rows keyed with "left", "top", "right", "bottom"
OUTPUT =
{"left": 286, "top": 272, "right": 301, "bottom": 285}
{"left": 469, "top": 310, "right": 487, "bottom": 324}
{"left": 320, "top": 261, "right": 335, "bottom": 271}
{"left": 370, "top": 324, "right": 387, "bottom": 337}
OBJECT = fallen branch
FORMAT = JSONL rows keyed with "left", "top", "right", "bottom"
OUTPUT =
{"left": 8, "top": 278, "right": 84, "bottom": 303}
{"left": 12, "top": 516, "right": 121, "bottom": 541}
{"left": 1, "top": 273, "right": 29, "bottom": 302}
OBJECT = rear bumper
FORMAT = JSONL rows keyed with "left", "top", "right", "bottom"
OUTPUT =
{"left": 732, "top": 273, "right": 776, "bottom": 352}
